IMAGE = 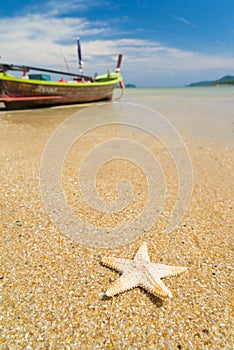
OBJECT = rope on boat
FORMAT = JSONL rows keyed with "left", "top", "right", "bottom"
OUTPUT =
{"left": 114, "top": 86, "right": 125, "bottom": 101}
{"left": 114, "top": 78, "right": 125, "bottom": 101}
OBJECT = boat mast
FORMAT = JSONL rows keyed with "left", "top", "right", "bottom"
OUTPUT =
{"left": 77, "top": 38, "right": 84, "bottom": 74}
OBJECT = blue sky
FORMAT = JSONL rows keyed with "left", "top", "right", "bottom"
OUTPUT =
{"left": 1, "top": 0, "right": 234, "bottom": 86}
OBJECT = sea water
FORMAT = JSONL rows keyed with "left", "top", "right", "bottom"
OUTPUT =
{"left": 116, "top": 86, "right": 234, "bottom": 146}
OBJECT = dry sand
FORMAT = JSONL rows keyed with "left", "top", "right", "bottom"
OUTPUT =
{"left": 0, "top": 90, "right": 233, "bottom": 349}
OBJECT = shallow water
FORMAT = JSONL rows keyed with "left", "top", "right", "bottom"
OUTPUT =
{"left": 120, "top": 86, "right": 234, "bottom": 146}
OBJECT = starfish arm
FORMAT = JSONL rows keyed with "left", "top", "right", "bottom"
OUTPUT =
{"left": 134, "top": 242, "right": 150, "bottom": 261}
{"left": 148, "top": 263, "right": 187, "bottom": 279}
{"left": 140, "top": 273, "right": 173, "bottom": 299}
{"left": 105, "top": 270, "right": 139, "bottom": 297}
{"left": 101, "top": 257, "right": 132, "bottom": 273}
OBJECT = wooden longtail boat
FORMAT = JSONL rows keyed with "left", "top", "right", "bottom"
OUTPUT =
{"left": 0, "top": 54, "right": 124, "bottom": 110}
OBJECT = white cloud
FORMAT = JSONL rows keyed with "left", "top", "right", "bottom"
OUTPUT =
{"left": 45, "top": 0, "right": 88, "bottom": 15}
{"left": 173, "top": 16, "right": 198, "bottom": 29}
{"left": 24, "top": 0, "right": 103, "bottom": 16}
{"left": 0, "top": 14, "right": 106, "bottom": 66}
{"left": 0, "top": 10, "right": 234, "bottom": 86}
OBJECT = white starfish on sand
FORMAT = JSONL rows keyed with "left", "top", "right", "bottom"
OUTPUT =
{"left": 102, "top": 242, "right": 187, "bottom": 299}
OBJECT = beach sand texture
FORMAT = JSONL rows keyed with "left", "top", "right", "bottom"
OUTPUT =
{"left": 0, "top": 88, "right": 233, "bottom": 349}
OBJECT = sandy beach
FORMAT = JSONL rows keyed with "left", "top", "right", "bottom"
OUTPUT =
{"left": 0, "top": 88, "right": 233, "bottom": 349}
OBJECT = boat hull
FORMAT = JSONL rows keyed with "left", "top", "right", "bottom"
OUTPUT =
{"left": 0, "top": 73, "right": 122, "bottom": 109}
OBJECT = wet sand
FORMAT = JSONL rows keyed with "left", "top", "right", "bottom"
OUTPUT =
{"left": 0, "top": 89, "right": 233, "bottom": 349}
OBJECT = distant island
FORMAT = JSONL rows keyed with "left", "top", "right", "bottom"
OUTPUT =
{"left": 125, "top": 83, "right": 137, "bottom": 88}
{"left": 188, "top": 75, "right": 234, "bottom": 87}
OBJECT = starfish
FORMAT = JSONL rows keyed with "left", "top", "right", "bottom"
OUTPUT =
{"left": 102, "top": 242, "right": 187, "bottom": 299}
